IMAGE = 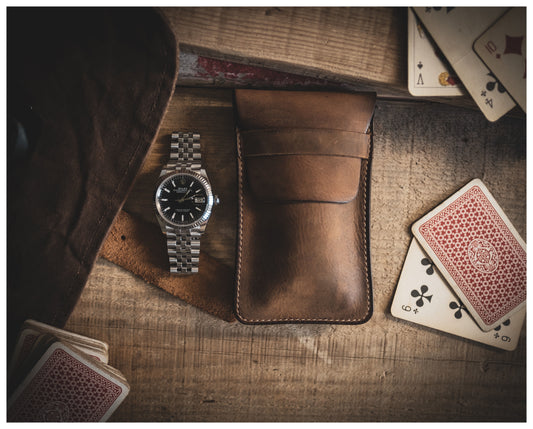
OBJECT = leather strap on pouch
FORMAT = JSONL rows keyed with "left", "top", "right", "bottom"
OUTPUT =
{"left": 235, "top": 89, "right": 376, "bottom": 324}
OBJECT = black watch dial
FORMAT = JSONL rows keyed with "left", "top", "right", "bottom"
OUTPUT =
{"left": 156, "top": 174, "right": 209, "bottom": 226}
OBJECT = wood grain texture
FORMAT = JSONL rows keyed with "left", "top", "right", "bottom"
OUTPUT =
{"left": 163, "top": 7, "right": 409, "bottom": 97}
{"left": 165, "top": 7, "right": 529, "bottom": 119}
{"left": 67, "top": 89, "right": 526, "bottom": 422}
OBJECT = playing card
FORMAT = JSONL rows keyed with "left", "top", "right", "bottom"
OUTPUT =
{"left": 24, "top": 319, "right": 109, "bottom": 363}
{"left": 412, "top": 179, "right": 526, "bottom": 331}
{"left": 8, "top": 327, "right": 41, "bottom": 376}
{"left": 8, "top": 333, "right": 59, "bottom": 397}
{"left": 9, "top": 320, "right": 109, "bottom": 375}
{"left": 474, "top": 7, "right": 526, "bottom": 112}
{"left": 7, "top": 341, "right": 129, "bottom": 422}
{"left": 408, "top": 8, "right": 464, "bottom": 96}
{"left": 413, "top": 7, "right": 516, "bottom": 121}
{"left": 391, "top": 238, "right": 525, "bottom": 351}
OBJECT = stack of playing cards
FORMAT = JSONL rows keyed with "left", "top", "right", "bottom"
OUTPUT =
{"left": 391, "top": 179, "right": 526, "bottom": 351}
{"left": 408, "top": 7, "right": 525, "bottom": 121}
{"left": 7, "top": 320, "right": 130, "bottom": 422}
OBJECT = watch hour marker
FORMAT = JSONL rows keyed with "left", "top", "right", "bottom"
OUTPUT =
{"left": 181, "top": 215, "right": 185, "bottom": 222}
{"left": 189, "top": 212, "right": 194, "bottom": 219}
{"left": 171, "top": 213, "right": 176, "bottom": 220}
{"left": 195, "top": 206, "right": 202, "bottom": 211}
{"left": 163, "top": 207, "right": 170, "bottom": 212}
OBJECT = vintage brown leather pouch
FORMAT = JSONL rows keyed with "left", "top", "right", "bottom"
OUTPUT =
{"left": 234, "top": 89, "right": 376, "bottom": 324}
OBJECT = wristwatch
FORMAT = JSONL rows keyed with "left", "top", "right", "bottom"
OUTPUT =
{"left": 154, "top": 132, "right": 219, "bottom": 274}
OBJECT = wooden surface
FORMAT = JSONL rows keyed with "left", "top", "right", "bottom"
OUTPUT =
{"left": 166, "top": 7, "right": 525, "bottom": 118}
{"left": 164, "top": 7, "right": 409, "bottom": 97}
{"left": 66, "top": 87, "right": 526, "bottom": 421}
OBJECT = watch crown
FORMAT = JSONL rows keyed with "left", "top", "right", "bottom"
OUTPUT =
{"left": 214, "top": 195, "right": 220, "bottom": 206}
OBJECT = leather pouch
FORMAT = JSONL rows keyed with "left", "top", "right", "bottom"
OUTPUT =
{"left": 234, "top": 89, "right": 376, "bottom": 324}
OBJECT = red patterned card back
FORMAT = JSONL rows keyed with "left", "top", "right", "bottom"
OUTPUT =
{"left": 8, "top": 343, "right": 128, "bottom": 422}
{"left": 413, "top": 179, "right": 526, "bottom": 331}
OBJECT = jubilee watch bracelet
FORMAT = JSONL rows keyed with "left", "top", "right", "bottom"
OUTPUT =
{"left": 154, "top": 132, "right": 219, "bottom": 274}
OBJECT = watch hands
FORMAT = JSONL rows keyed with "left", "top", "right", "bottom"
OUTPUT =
{"left": 177, "top": 189, "right": 192, "bottom": 203}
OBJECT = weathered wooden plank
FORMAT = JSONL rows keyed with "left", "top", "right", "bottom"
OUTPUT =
{"left": 163, "top": 7, "right": 409, "bottom": 97}
{"left": 67, "top": 90, "right": 526, "bottom": 422}
{"left": 68, "top": 257, "right": 526, "bottom": 421}
{"left": 165, "top": 7, "right": 528, "bottom": 119}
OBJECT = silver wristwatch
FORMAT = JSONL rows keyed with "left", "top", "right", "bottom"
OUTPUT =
{"left": 154, "top": 132, "right": 219, "bottom": 274}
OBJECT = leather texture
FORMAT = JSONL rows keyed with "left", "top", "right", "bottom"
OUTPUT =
{"left": 100, "top": 211, "right": 235, "bottom": 322}
{"left": 234, "top": 89, "right": 376, "bottom": 324}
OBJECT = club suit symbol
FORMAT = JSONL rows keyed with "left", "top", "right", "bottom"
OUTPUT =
{"left": 494, "top": 319, "right": 511, "bottom": 331}
{"left": 425, "top": 7, "right": 455, "bottom": 13}
{"left": 449, "top": 300, "right": 468, "bottom": 319}
{"left": 485, "top": 72, "right": 507, "bottom": 94}
{"left": 420, "top": 257, "right": 435, "bottom": 275}
{"left": 411, "top": 285, "right": 433, "bottom": 307}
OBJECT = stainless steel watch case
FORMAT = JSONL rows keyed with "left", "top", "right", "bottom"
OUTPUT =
{"left": 154, "top": 169, "right": 216, "bottom": 232}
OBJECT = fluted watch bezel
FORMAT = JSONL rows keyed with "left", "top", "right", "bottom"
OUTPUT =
{"left": 154, "top": 169, "right": 214, "bottom": 230}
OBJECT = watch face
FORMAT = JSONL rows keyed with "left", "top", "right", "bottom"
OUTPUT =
{"left": 155, "top": 173, "right": 212, "bottom": 227}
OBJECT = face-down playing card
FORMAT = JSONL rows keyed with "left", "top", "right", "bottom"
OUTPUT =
{"left": 391, "top": 238, "right": 525, "bottom": 351}
{"left": 413, "top": 7, "right": 516, "bottom": 121}
{"left": 8, "top": 319, "right": 109, "bottom": 376}
{"left": 7, "top": 341, "right": 129, "bottom": 422}
{"left": 411, "top": 179, "right": 526, "bottom": 332}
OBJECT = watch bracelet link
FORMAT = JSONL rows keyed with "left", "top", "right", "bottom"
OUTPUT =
{"left": 164, "top": 132, "right": 201, "bottom": 172}
{"left": 164, "top": 131, "right": 203, "bottom": 274}
{"left": 165, "top": 225, "right": 201, "bottom": 274}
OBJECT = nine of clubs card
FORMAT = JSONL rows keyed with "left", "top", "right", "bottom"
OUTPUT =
{"left": 391, "top": 238, "right": 525, "bottom": 351}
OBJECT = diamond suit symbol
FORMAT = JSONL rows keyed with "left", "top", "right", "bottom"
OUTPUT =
{"left": 503, "top": 34, "right": 524, "bottom": 56}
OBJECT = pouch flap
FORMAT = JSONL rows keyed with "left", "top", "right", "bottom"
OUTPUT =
{"left": 242, "top": 128, "right": 371, "bottom": 159}
{"left": 239, "top": 128, "right": 370, "bottom": 203}
{"left": 235, "top": 89, "right": 376, "bottom": 133}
